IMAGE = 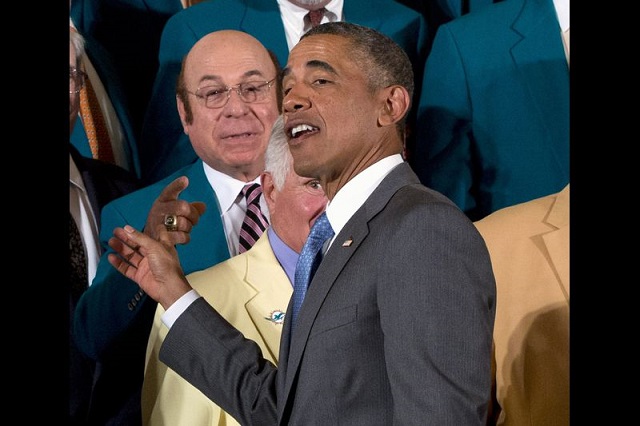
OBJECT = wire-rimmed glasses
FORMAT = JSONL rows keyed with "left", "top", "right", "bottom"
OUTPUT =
{"left": 187, "top": 78, "right": 276, "bottom": 108}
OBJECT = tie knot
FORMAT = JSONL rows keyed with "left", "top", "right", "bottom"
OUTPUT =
{"left": 307, "top": 7, "right": 326, "bottom": 28}
{"left": 290, "top": 211, "right": 333, "bottom": 328}
{"left": 308, "top": 212, "right": 334, "bottom": 248}
{"left": 242, "top": 183, "right": 262, "bottom": 205}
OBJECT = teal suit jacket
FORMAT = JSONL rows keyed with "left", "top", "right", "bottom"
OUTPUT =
{"left": 412, "top": 0, "right": 569, "bottom": 221}
{"left": 73, "top": 159, "right": 230, "bottom": 361}
{"left": 139, "top": 0, "right": 428, "bottom": 183}
{"left": 70, "top": 32, "right": 142, "bottom": 178}
{"left": 71, "top": 0, "right": 183, "bottom": 146}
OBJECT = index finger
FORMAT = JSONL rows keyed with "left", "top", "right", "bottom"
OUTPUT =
{"left": 156, "top": 176, "right": 189, "bottom": 203}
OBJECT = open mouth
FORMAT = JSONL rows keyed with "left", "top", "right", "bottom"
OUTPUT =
{"left": 289, "top": 124, "right": 319, "bottom": 139}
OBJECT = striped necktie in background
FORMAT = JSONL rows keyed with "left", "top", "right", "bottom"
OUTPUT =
{"left": 238, "top": 183, "right": 269, "bottom": 253}
{"left": 306, "top": 8, "right": 326, "bottom": 28}
{"left": 70, "top": 213, "right": 88, "bottom": 299}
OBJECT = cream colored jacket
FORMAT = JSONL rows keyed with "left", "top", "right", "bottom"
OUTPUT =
{"left": 475, "top": 184, "right": 569, "bottom": 426}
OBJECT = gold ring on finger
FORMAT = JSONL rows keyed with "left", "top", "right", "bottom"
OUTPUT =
{"left": 163, "top": 214, "right": 178, "bottom": 232}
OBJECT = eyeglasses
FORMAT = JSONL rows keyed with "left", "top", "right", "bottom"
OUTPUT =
{"left": 187, "top": 78, "right": 276, "bottom": 109}
{"left": 70, "top": 67, "right": 87, "bottom": 94}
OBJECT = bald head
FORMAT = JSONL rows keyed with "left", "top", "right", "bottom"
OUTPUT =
{"left": 177, "top": 30, "right": 282, "bottom": 123}
{"left": 185, "top": 30, "right": 272, "bottom": 74}
{"left": 175, "top": 30, "right": 282, "bottom": 181}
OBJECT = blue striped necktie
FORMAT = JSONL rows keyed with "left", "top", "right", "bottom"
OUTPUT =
{"left": 291, "top": 212, "right": 334, "bottom": 328}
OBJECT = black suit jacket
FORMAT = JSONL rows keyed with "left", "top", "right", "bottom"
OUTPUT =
{"left": 69, "top": 144, "right": 141, "bottom": 425}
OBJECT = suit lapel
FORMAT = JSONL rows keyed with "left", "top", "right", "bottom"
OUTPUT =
{"left": 343, "top": 0, "right": 384, "bottom": 29}
{"left": 541, "top": 185, "right": 570, "bottom": 302}
{"left": 240, "top": 0, "right": 290, "bottom": 66}
{"left": 282, "top": 163, "right": 418, "bottom": 402}
{"left": 511, "top": 0, "right": 569, "bottom": 156}
{"left": 72, "top": 147, "right": 102, "bottom": 225}
{"left": 177, "top": 162, "right": 231, "bottom": 271}
{"left": 243, "top": 236, "right": 293, "bottom": 362}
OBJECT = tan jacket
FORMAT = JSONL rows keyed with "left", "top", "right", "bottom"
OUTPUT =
{"left": 475, "top": 184, "right": 569, "bottom": 426}
{"left": 142, "top": 233, "right": 292, "bottom": 425}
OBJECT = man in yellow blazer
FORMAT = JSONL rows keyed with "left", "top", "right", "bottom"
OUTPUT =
{"left": 142, "top": 115, "right": 328, "bottom": 425}
{"left": 474, "top": 184, "right": 569, "bottom": 426}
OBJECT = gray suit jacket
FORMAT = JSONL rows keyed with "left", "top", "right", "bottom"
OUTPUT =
{"left": 161, "top": 163, "right": 496, "bottom": 425}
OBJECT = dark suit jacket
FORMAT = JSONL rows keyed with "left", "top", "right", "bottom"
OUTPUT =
{"left": 70, "top": 0, "right": 183, "bottom": 146}
{"left": 139, "top": 0, "right": 429, "bottom": 184}
{"left": 69, "top": 144, "right": 141, "bottom": 425}
{"left": 72, "top": 159, "right": 230, "bottom": 424}
{"left": 74, "top": 159, "right": 230, "bottom": 359}
{"left": 412, "top": 0, "right": 569, "bottom": 221}
{"left": 160, "top": 162, "right": 496, "bottom": 425}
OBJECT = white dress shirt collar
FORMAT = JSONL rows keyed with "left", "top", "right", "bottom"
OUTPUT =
{"left": 325, "top": 154, "right": 404, "bottom": 250}
{"left": 202, "top": 162, "right": 269, "bottom": 256}
{"left": 553, "top": 0, "right": 570, "bottom": 32}
{"left": 277, "top": 0, "right": 344, "bottom": 50}
{"left": 202, "top": 162, "right": 258, "bottom": 215}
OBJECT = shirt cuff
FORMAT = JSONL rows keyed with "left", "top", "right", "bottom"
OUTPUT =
{"left": 161, "top": 289, "right": 201, "bottom": 329}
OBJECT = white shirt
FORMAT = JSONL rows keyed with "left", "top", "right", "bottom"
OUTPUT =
{"left": 70, "top": 154, "right": 101, "bottom": 286}
{"left": 553, "top": 0, "right": 570, "bottom": 32}
{"left": 202, "top": 162, "right": 270, "bottom": 257}
{"left": 324, "top": 154, "right": 404, "bottom": 251}
{"left": 553, "top": 0, "right": 570, "bottom": 64}
{"left": 277, "top": 0, "right": 344, "bottom": 50}
{"left": 163, "top": 154, "right": 404, "bottom": 329}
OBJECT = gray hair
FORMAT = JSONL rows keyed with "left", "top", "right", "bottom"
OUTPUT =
{"left": 264, "top": 115, "right": 291, "bottom": 191}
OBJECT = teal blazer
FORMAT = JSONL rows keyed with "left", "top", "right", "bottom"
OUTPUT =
{"left": 139, "top": 0, "right": 429, "bottom": 184}
{"left": 70, "top": 32, "right": 142, "bottom": 178}
{"left": 412, "top": 0, "right": 569, "bottom": 221}
{"left": 73, "top": 159, "right": 230, "bottom": 360}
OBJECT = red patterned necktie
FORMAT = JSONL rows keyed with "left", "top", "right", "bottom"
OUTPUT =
{"left": 307, "top": 8, "right": 326, "bottom": 28}
{"left": 79, "top": 74, "right": 115, "bottom": 164}
{"left": 238, "top": 183, "right": 269, "bottom": 253}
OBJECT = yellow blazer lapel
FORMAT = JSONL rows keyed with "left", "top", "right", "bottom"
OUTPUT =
{"left": 237, "top": 234, "right": 293, "bottom": 363}
{"left": 541, "top": 185, "right": 570, "bottom": 301}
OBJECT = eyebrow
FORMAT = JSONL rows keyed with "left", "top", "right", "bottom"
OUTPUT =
{"left": 282, "top": 60, "right": 337, "bottom": 78}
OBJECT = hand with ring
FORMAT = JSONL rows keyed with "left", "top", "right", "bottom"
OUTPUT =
{"left": 108, "top": 224, "right": 193, "bottom": 310}
{"left": 164, "top": 214, "right": 179, "bottom": 231}
{"left": 144, "top": 176, "right": 207, "bottom": 245}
